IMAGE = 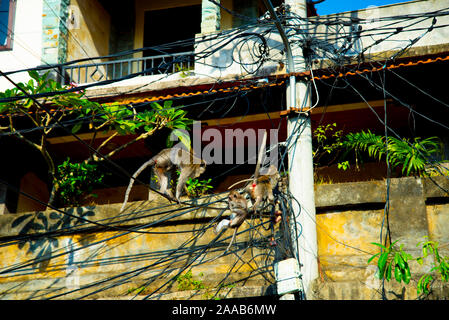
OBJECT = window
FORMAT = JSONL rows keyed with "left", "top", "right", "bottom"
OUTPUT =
{"left": 143, "top": 5, "right": 201, "bottom": 55}
{"left": 0, "top": 0, "right": 16, "bottom": 50}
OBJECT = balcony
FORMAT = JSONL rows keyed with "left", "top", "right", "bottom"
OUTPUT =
{"left": 61, "top": 51, "right": 195, "bottom": 85}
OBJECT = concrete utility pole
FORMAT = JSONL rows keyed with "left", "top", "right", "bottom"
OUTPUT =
{"left": 285, "top": 0, "right": 318, "bottom": 298}
{"left": 264, "top": 0, "right": 318, "bottom": 299}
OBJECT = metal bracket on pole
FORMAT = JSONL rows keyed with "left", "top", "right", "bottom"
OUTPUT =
{"left": 280, "top": 107, "right": 311, "bottom": 117}
{"left": 261, "top": 0, "right": 296, "bottom": 109}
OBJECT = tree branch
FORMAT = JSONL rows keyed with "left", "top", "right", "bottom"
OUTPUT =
{"left": 95, "top": 131, "right": 119, "bottom": 154}
{"left": 95, "top": 123, "right": 165, "bottom": 162}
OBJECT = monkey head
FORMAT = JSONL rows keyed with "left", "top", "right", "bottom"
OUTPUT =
{"left": 228, "top": 190, "right": 240, "bottom": 202}
{"left": 228, "top": 190, "right": 247, "bottom": 210}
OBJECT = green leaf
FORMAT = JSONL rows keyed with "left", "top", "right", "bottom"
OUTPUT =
{"left": 164, "top": 100, "right": 173, "bottom": 109}
{"left": 394, "top": 264, "right": 402, "bottom": 282}
{"left": 170, "top": 129, "right": 191, "bottom": 150}
{"left": 28, "top": 70, "right": 40, "bottom": 82}
{"left": 418, "top": 274, "right": 432, "bottom": 294}
{"left": 386, "top": 261, "right": 392, "bottom": 281}
{"left": 403, "top": 262, "right": 411, "bottom": 284}
{"left": 71, "top": 121, "right": 83, "bottom": 134}
{"left": 371, "top": 242, "right": 388, "bottom": 250}
{"left": 367, "top": 252, "right": 380, "bottom": 264}
{"left": 377, "top": 252, "right": 389, "bottom": 278}
{"left": 394, "top": 251, "right": 400, "bottom": 265}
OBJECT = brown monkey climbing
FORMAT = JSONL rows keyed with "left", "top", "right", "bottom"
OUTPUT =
{"left": 227, "top": 164, "right": 280, "bottom": 213}
{"left": 120, "top": 147, "right": 206, "bottom": 212}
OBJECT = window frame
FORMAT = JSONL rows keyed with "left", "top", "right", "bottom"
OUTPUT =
{"left": 0, "top": 0, "right": 17, "bottom": 51}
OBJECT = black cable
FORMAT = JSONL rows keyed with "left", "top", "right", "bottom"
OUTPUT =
{"left": 380, "top": 68, "right": 391, "bottom": 300}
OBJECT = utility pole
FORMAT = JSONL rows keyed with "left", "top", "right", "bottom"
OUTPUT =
{"left": 264, "top": 0, "right": 318, "bottom": 299}
{"left": 285, "top": 0, "right": 318, "bottom": 298}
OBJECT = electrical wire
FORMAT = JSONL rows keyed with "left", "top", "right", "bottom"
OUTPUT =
{"left": 2, "top": 2, "right": 449, "bottom": 300}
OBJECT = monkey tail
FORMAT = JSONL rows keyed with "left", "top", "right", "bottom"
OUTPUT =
{"left": 207, "top": 227, "right": 238, "bottom": 264}
{"left": 119, "top": 158, "right": 155, "bottom": 213}
{"left": 227, "top": 178, "right": 254, "bottom": 190}
{"left": 225, "top": 228, "right": 238, "bottom": 253}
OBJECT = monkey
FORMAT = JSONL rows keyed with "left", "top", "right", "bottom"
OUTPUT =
{"left": 120, "top": 147, "right": 206, "bottom": 212}
{"left": 214, "top": 190, "right": 249, "bottom": 253}
{"left": 245, "top": 164, "right": 280, "bottom": 213}
{"left": 227, "top": 164, "right": 280, "bottom": 213}
{"left": 226, "top": 130, "right": 280, "bottom": 213}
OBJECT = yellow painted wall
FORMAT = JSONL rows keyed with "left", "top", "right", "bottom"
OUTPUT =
{"left": 67, "top": 0, "right": 110, "bottom": 82}
{"left": 0, "top": 198, "right": 274, "bottom": 299}
{"left": 2, "top": 178, "right": 448, "bottom": 299}
{"left": 315, "top": 209, "right": 384, "bottom": 281}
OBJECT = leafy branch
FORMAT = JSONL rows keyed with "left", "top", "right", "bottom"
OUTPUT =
{"left": 54, "top": 158, "right": 107, "bottom": 207}
{"left": 75, "top": 100, "right": 192, "bottom": 162}
{"left": 343, "top": 130, "right": 443, "bottom": 176}
{"left": 0, "top": 70, "right": 94, "bottom": 205}
{"left": 368, "top": 238, "right": 449, "bottom": 297}
{"left": 416, "top": 238, "right": 449, "bottom": 295}
{"left": 312, "top": 123, "right": 344, "bottom": 167}
{"left": 0, "top": 71, "right": 192, "bottom": 208}
{"left": 368, "top": 240, "right": 412, "bottom": 284}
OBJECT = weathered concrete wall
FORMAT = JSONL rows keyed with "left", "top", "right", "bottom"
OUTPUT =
{"left": 0, "top": 192, "right": 275, "bottom": 300}
{"left": 311, "top": 175, "right": 449, "bottom": 300}
{"left": 195, "top": 0, "right": 449, "bottom": 82}
{"left": 194, "top": 25, "right": 286, "bottom": 79}
{"left": 66, "top": 0, "right": 110, "bottom": 83}
{"left": 310, "top": 0, "right": 449, "bottom": 62}
{"left": 1, "top": 176, "right": 448, "bottom": 300}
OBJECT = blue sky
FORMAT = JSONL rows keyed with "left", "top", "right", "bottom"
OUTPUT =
{"left": 314, "top": 0, "right": 411, "bottom": 15}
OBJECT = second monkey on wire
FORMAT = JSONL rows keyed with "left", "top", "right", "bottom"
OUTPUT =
{"left": 214, "top": 190, "right": 249, "bottom": 253}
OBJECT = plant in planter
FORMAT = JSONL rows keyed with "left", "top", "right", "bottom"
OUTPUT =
{"left": 312, "top": 123, "right": 345, "bottom": 168}
{"left": 342, "top": 130, "right": 444, "bottom": 176}
{"left": 368, "top": 237, "right": 449, "bottom": 297}
{"left": 54, "top": 158, "right": 106, "bottom": 207}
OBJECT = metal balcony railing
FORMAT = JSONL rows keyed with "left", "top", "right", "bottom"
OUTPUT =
{"left": 61, "top": 51, "right": 195, "bottom": 85}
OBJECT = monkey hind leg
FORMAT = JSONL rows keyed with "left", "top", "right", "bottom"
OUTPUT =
{"left": 175, "top": 170, "right": 190, "bottom": 202}
{"left": 268, "top": 190, "right": 275, "bottom": 203}
{"left": 154, "top": 167, "right": 175, "bottom": 199}
{"left": 252, "top": 196, "right": 263, "bottom": 214}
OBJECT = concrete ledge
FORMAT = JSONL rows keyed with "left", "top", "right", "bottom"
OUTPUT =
{"left": 315, "top": 180, "right": 386, "bottom": 208}
{"left": 423, "top": 175, "right": 449, "bottom": 199}
{"left": 315, "top": 176, "right": 449, "bottom": 210}
{"left": 2, "top": 176, "right": 448, "bottom": 239}
{"left": 97, "top": 285, "right": 276, "bottom": 300}
{"left": 0, "top": 192, "right": 228, "bottom": 239}
{"left": 308, "top": 278, "right": 449, "bottom": 300}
